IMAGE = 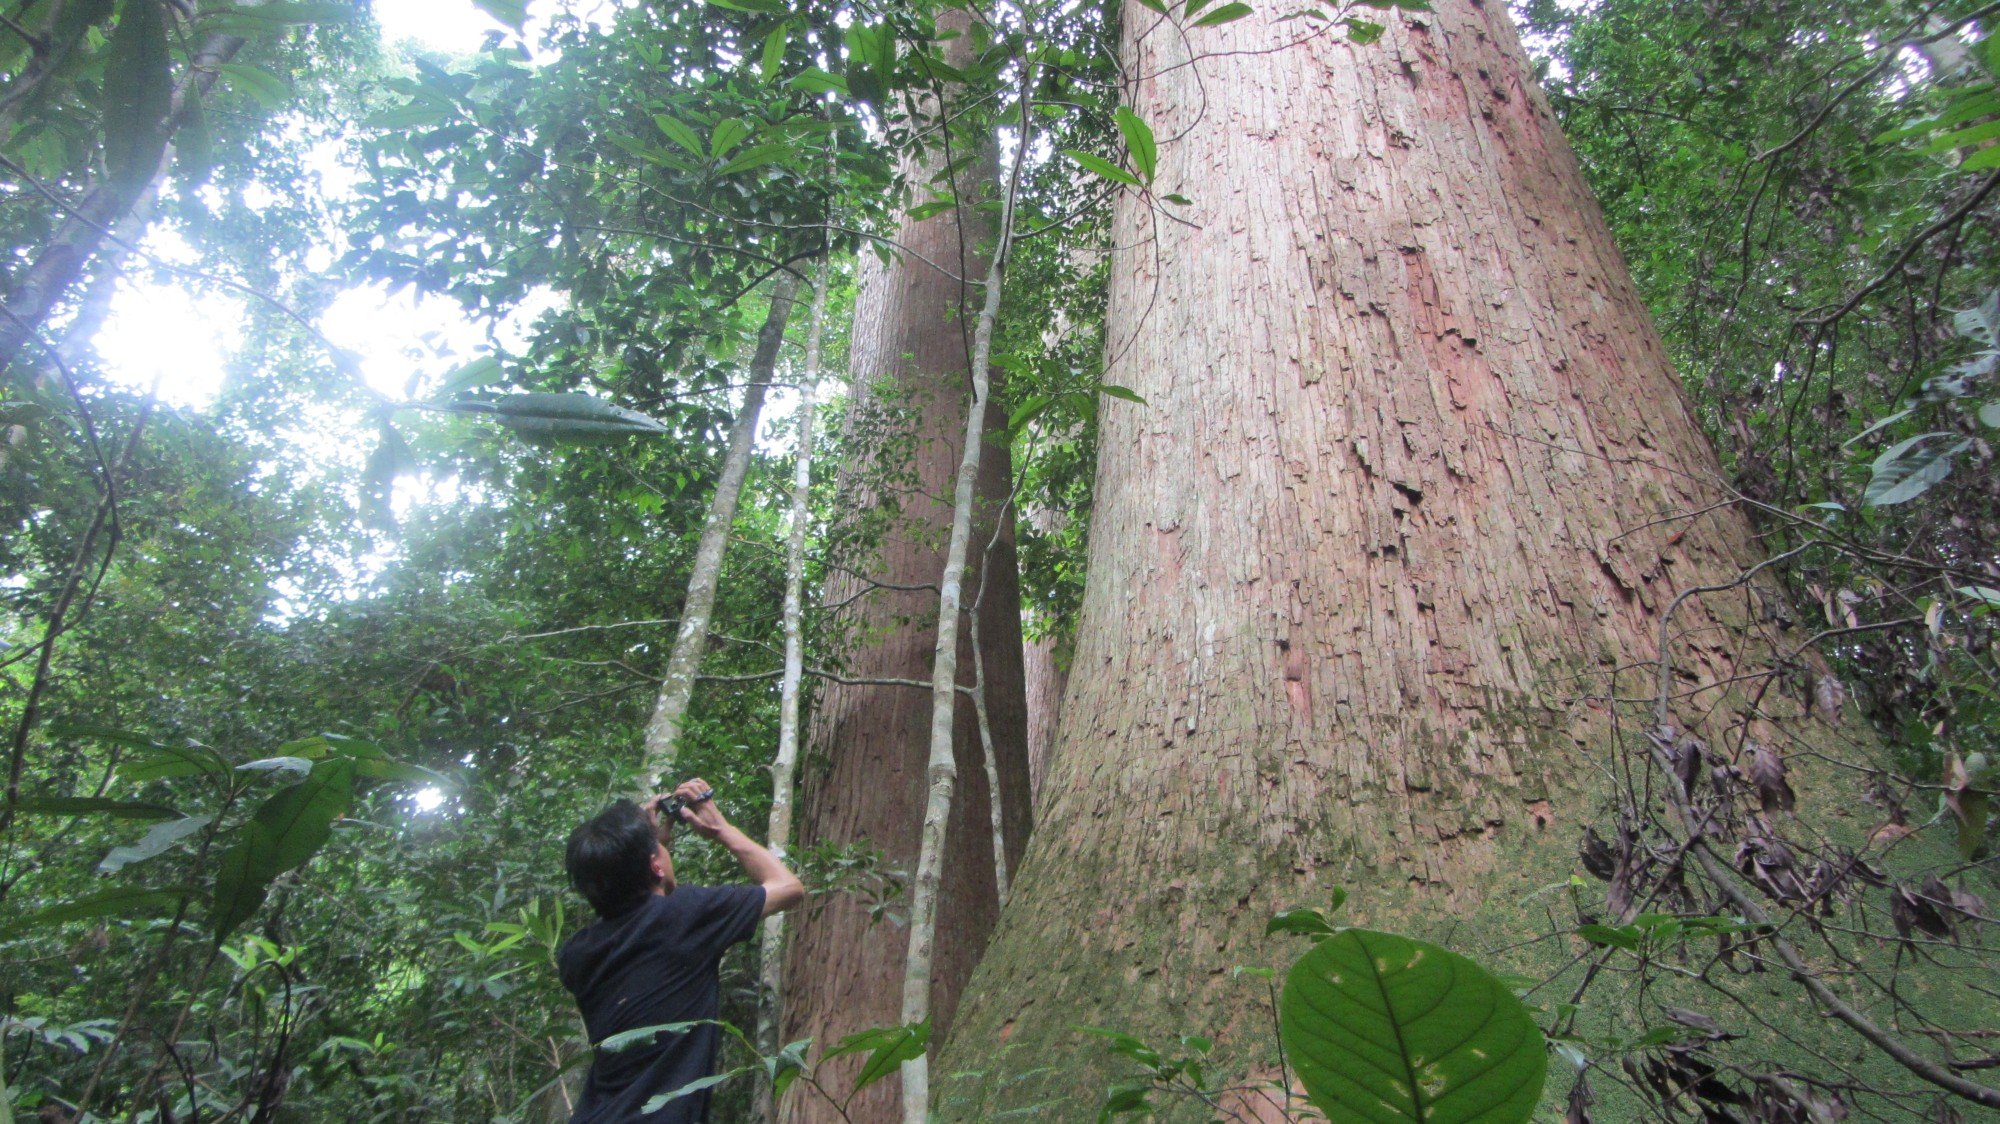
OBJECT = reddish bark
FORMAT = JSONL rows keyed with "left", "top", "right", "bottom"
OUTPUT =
{"left": 779, "top": 72, "right": 1033, "bottom": 1120}
{"left": 935, "top": 0, "right": 1814, "bottom": 1113}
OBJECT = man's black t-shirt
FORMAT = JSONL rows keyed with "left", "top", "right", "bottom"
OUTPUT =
{"left": 557, "top": 885, "right": 767, "bottom": 1123}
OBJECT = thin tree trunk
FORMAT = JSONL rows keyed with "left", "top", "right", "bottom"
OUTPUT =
{"left": 640, "top": 274, "right": 799, "bottom": 783}
{"left": 753, "top": 262, "right": 830, "bottom": 1124}
{"left": 968, "top": 607, "right": 1008, "bottom": 908}
{"left": 779, "top": 14, "right": 1034, "bottom": 1119}
{"left": 937, "top": 0, "right": 1858, "bottom": 1112}
{"left": 896, "top": 60, "right": 1033, "bottom": 1124}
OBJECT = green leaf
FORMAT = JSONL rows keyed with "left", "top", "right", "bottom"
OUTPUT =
{"left": 1345, "top": 16, "right": 1385, "bottom": 43}
{"left": 202, "top": 1, "right": 356, "bottom": 27}
{"left": 1007, "top": 393, "right": 1055, "bottom": 435}
{"left": 788, "top": 68, "right": 848, "bottom": 95}
{"left": 175, "top": 95, "right": 216, "bottom": 185}
{"left": 267, "top": 758, "right": 357, "bottom": 870}
{"left": 116, "top": 742, "right": 230, "bottom": 783}
{"left": 210, "top": 759, "right": 355, "bottom": 942}
{"left": 439, "top": 356, "right": 506, "bottom": 396}
{"left": 821, "top": 1022, "right": 929, "bottom": 1093}
{"left": 1958, "top": 585, "right": 2000, "bottom": 607}
{"left": 101, "top": 0, "right": 173, "bottom": 190}
{"left": 470, "top": 0, "right": 527, "bottom": 31}
{"left": 710, "top": 117, "right": 752, "bottom": 159}
{"left": 99, "top": 815, "right": 213, "bottom": 873}
{"left": 1098, "top": 384, "right": 1149, "bottom": 405}
{"left": 705, "top": 0, "right": 786, "bottom": 11}
{"left": 5, "top": 797, "right": 178, "bottom": 820}
{"left": 1926, "top": 119, "right": 2000, "bottom": 157}
{"left": 1114, "top": 107, "right": 1157, "bottom": 182}
{"left": 1981, "top": 401, "right": 2000, "bottom": 428}
{"left": 1577, "top": 923, "right": 1641, "bottom": 951}
{"left": 654, "top": 116, "right": 706, "bottom": 157}
{"left": 456, "top": 394, "right": 675, "bottom": 444}
{"left": 209, "top": 844, "right": 268, "bottom": 946}
{"left": 1062, "top": 149, "right": 1141, "bottom": 188}
{"left": 719, "top": 143, "right": 793, "bottom": 176}
{"left": 1190, "top": 2, "right": 1254, "bottom": 27}
{"left": 1877, "top": 91, "right": 2000, "bottom": 143}
{"left": 641, "top": 1069, "right": 751, "bottom": 1113}
{"left": 365, "top": 96, "right": 455, "bottom": 131}
{"left": 1099, "top": 1078, "right": 1153, "bottom": 1120}
{"left": 759, "top": 24, "right": 788, "bottom": 81}
{"left": 1842, "top": 406, "right": 1914, "bottom": 448}
{"left": 1280, "top": 928, "right": 1547, "bottom": 1124}
{"left": 1267, "top": 907, "right": 1338, "bottom": 939}
{"left": 239, "top": 755, "right": 316, "bottom": 777}
{"left": 767, "top": 1038, "right": 812, "bottom": 1100}
{"left": 1, "top": 886, "right": 195, "bottom": 939}
{"left": 217, "top": 63, "right": 289, "bottom": 110}
{"left": 598, "top": 1020, "right": 709, "bottom": 1053}
{"left": 1864, "top": 432, "right": 1970, "bottom": 506}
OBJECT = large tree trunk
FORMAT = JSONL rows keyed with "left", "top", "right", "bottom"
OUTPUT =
{"left": 779, "top": 46, "right": 1034, "bottom": 1122}
{"left": 936, "top": 0, "right": 1824, "bottom": 1112}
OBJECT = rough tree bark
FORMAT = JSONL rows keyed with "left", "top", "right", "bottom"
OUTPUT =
{"left": 936, "top": 0, "right": 1845, "bottom": 1113}
{"left": 639, "top": 274, "right": 798, "bottom": 784}
{"left": 895, "top": 73, "right": 1028, "bottom": 1115}
{"left": 779, "top": 20, "right": 1034, "bottom": 1120}
{"left": 1019, "top": 506, "right": 1071, "bottom": 800}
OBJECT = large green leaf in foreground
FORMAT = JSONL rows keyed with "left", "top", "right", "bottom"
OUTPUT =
{"left": 1280, "top": 928, "right": 1546, "bottom": 1124}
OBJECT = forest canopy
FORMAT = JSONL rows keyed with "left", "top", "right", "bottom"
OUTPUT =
{"left": 3, "top": 0, "right": 1999, "bottom": 1121}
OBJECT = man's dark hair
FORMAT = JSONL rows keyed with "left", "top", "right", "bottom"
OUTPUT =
{"left": 565, "top": 800, "right": 659, "bottom": 917}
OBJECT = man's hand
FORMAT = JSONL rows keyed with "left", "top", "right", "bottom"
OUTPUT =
{"left": 659, "top": 776, "right": 803, "bottom": 919}
{"left": 669, "top": 777, "right": 727, "bottom": 839}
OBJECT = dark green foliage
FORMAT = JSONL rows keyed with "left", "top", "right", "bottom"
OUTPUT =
{"left": 99, "top": 0, "right": 173, "bottom": 190}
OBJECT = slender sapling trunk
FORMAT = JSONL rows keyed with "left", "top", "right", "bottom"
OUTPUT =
{"left": 896, "top": 63, "right": 1035, "bottom": 1124}
{"left": 754, "top": 262, "right": 831, "bottom": 1121}
{"left": 640, "top": 273, "right": 800, "bottom": 783}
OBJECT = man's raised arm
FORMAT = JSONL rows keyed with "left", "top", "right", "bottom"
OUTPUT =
{"left": 669, "top": 777, "right": 804, "bottom": 919}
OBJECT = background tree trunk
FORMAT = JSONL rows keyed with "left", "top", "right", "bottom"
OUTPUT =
{"left": 779, "top": 41, "right": 1034, "bottom": 1120}
{"left": 935, "top": 0, "right": 1823, "bottom": 1113}
{"left": 754, "top": 264, "right": 829, "bottom": 1124}
{"left": 1020, "top": 505, "right": 1070, "bottom": 800}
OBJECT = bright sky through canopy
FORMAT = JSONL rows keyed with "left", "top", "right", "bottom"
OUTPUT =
{"left": 89, "top": 1, "right": 553, "bottom": 408}
{"left": 375, "top": 0, "right": 525, "bottom": 54}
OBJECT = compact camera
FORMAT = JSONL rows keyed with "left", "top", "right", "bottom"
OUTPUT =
{"left": 653, "top": 790, "right": 714, "bottom": 822}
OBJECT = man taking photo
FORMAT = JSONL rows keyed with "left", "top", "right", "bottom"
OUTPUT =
{"left": 558, "top": 777, "right": 804, "bottom": 1123}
